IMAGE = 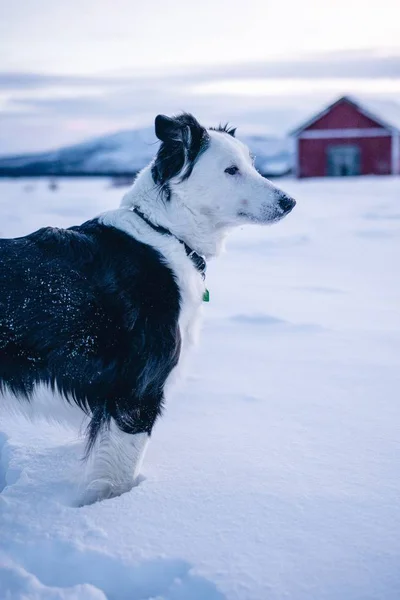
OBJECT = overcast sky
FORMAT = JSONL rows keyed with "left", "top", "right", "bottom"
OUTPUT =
{"left": 1, "top": 0, "right": 400, "bottom": 153}
{"left": 2, "top": 0, "right": 400, "bottom": 74}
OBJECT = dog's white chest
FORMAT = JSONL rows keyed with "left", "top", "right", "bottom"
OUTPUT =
{"left": 163, "top": 259, "right": 205, "bottom": 396}
{"left": 176, "top": 266, "right": 204, "bottom": 352}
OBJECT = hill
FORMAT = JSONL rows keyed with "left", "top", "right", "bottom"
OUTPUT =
{"left": 0, "top": 128, "right": 292, "bottom": 177}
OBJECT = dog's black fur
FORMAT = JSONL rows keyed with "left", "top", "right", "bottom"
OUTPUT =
{"left": 152, "top": 113, "right": 210, "bottom": 200}
{"left": 0, "top": 220, "right": 181, "bottom": 452}
{"left": 209, "top": 123, "right": 237, "bottom": 137}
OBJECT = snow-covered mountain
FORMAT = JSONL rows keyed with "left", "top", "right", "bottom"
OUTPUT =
{"left": 0, "top": 128, "right": 292, "bottom": 177}
{"left": 0, "top": 128, "right": 156, "bottom": 176}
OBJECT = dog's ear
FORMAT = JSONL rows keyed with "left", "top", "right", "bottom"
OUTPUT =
{"left": 155, "top": 115, "right": 191, "bottom": 146}
{"left": 155, "top": 115, "right": 177, "bottom": 142}
{"left": 152, "top": 113, "right": 209, "bottom": 196}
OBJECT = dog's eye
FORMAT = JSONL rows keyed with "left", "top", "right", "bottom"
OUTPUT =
{"left": 225, "top": 166, "right": 239, "bottom": 175}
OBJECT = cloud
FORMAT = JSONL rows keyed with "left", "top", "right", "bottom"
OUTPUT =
{"left": 1, "top": 49, "right": 400, "bottom": 154}
{"left": 2, "top": 48, "right": 400, "bottom": 90}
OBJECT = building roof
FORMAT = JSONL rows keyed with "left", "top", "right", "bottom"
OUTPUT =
{"left": 290, "top": 95, "right": 400, "bottom": 136}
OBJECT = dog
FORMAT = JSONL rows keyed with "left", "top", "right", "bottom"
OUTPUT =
{"left": 0, "top": 113, "right": 295, "bottom": 504}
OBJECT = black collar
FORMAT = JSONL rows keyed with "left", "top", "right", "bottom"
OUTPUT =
{"left": 132, "top": 207, "right": 206, "bottom": 280}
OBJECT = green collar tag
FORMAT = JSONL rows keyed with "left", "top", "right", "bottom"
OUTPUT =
{"left": 203, "top": 288, "right": 210, "bottom": 303}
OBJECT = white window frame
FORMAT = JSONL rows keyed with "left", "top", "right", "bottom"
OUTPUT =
{"left": 298, "top": 129, "right": 390, "bottom": 139}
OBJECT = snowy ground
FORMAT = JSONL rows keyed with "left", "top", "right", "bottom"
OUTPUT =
{"left": 0, "top": 176, "right": 399, "bottom": 600}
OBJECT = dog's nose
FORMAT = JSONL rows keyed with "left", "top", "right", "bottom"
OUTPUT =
{"left": 278, "top": 193, "right": 296, "bottom": 214}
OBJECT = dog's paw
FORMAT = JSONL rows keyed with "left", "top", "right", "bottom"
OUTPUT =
{"left": 76, "top": 479, "right": 134, "bottom": 507}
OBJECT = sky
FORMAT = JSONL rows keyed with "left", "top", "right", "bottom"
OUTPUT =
{"left": 2, "top": 0, "right": 400, "bottom": 74}
{"left": 1, "top": 0, "right": 400, "bottom": 153}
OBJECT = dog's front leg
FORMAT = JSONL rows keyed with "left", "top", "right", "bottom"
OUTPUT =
{"left": 79, "top": 418, "right": 149, "bottom": 505}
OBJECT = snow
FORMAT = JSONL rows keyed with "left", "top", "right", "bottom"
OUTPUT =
{"left": 1, "top": 175, "right": 400, "bottom": 600}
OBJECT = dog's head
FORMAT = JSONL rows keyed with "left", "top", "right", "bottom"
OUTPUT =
{"left": 152, "top": 113, "right": 295, "bottom": 228}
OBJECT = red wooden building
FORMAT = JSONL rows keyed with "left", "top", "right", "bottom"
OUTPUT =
{"left": 290, "top": 96, "right": 400, "bottom": 178}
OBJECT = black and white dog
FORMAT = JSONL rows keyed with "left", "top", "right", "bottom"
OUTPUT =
{"left": 0, "top": 114, "right": 295, "bottom": 504}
